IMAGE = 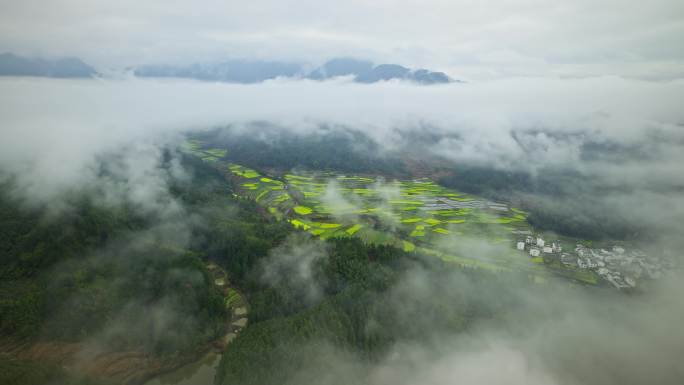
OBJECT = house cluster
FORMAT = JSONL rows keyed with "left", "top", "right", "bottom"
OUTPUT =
{"left": 515, "top": 234, "right": 670, "bottom": 290}
{"left": 516, "top": 235, "right": 562, "bottom": 257}
{"left": 583, "top": 245, "right": 669, "bottom": 289}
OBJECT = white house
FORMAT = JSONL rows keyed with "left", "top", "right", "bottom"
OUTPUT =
{"left": 536, "top": 237, "right": 545, "bottom": 247}
{"left": 517, "top": 241, "right": 526, "bottom": 251}
{"left": 543, "top": 246, "right": 553, "bottom": 253}
{"left": 624, "top": 276, "right": 636, "bottom": 287}
{"left": 561, "top": 254, "right": 576, "bottom": 266}
{"left": 577, "top": 257, "right": 597, "bottom": 269}
{"left": 530, "top": 248, "right": 541, "bottom": 257}
{"left": 577, "top": 258, "right": 587, "bottom": 269}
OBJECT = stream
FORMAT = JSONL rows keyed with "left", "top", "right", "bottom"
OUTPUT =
{"left": 143, "top": 262, "right": 246, "bottom": 385}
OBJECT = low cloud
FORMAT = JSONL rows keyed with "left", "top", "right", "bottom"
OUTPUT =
{"left": 2, "top": 77, "right": 683, "bottom": 180}
{"left": 252, "top": 262, "right": 684, "bottom": 385}
{"left": 320, "top": 179, "right": 363, "bottom": 223}
{"left": 2, "top": 76, "right": 683, "bottom": 238}
{"left": 259, "top": 234, "right": 328, "bottom": 306}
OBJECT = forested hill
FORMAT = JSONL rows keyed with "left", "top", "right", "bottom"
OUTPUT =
{"left": 192, "top": 127, "right": 408, "bottom": 177}
{"left": 213, "top": 235, "right": 536, "bottom": 385}
{"left": 0, "top": 154, "right": 290, "bottom": 384}
{"left": 190, "top": 127, "right": 650, "bottom": 241}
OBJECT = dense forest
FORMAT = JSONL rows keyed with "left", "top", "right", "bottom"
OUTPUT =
{"left": 0, "top": 153, "right": 290, "bottom": 384}
{"left": 0, "top": 157, "right": 226, "bottom": 347}
{"left": 192, "top": 126, "right": 407, "bottom": 177}
{"left": 214, "top": 237, "right": 534, "bottom": 385}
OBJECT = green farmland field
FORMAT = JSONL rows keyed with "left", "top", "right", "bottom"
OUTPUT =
{"left": 183, "top": 140, "right": 597, "bottom": 284}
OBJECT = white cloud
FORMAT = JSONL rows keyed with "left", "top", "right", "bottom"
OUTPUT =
{"left": 2, "top": 76, "right": 684, "bottom": 195}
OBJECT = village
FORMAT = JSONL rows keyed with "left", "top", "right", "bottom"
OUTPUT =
{"left": 515, "top": 235, "right": 671, "bottom": 290}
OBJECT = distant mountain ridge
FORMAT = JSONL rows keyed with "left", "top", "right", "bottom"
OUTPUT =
{"left": 0, "top": 53, "right": 454, "bottom": 84}
{"left": 134, "top": 59, "right": 302, "bottom": 83}
{"left": 135, "top": 58, "right": 455, "bottom": 84}
{"left": 0, "top": 52, "right": 97, "bottom": 78}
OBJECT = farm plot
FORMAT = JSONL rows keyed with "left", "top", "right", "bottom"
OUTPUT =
{"left": 185, "top": 146, "right": 543, "bottom": 274}
{"left": 183, "top": 139, "right": 228, "bottom": 162}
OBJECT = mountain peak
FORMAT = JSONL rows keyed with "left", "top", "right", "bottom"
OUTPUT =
{"left": 0, "top": 52, "right": 97, "bottom": 78}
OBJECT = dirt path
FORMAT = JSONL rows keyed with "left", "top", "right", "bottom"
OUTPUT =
{"left": 205, "top": 261, "right": 249, "bottom": 351}
{"left": 140, "top": 262, "right": 248, "bottom": 385}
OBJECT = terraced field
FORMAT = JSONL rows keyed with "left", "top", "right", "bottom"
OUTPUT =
{"left": 184, "top": 141, "right": 596, "bottom": 283}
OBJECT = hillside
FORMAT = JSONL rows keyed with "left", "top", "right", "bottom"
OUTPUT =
{"left": 0, "top": 155, "right": 287, "bottom": 384}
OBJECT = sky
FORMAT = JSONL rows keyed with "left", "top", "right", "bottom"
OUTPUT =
{"left": 1, "top": 0, "right": 684, "bottom": 80}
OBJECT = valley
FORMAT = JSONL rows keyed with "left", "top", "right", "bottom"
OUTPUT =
{"left": 186, "top": 140, "right": 605, "bottom": 286}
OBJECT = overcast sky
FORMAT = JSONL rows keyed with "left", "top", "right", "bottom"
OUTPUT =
{"left": 1, "top": 0, "right": 683, "bottom": 80}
